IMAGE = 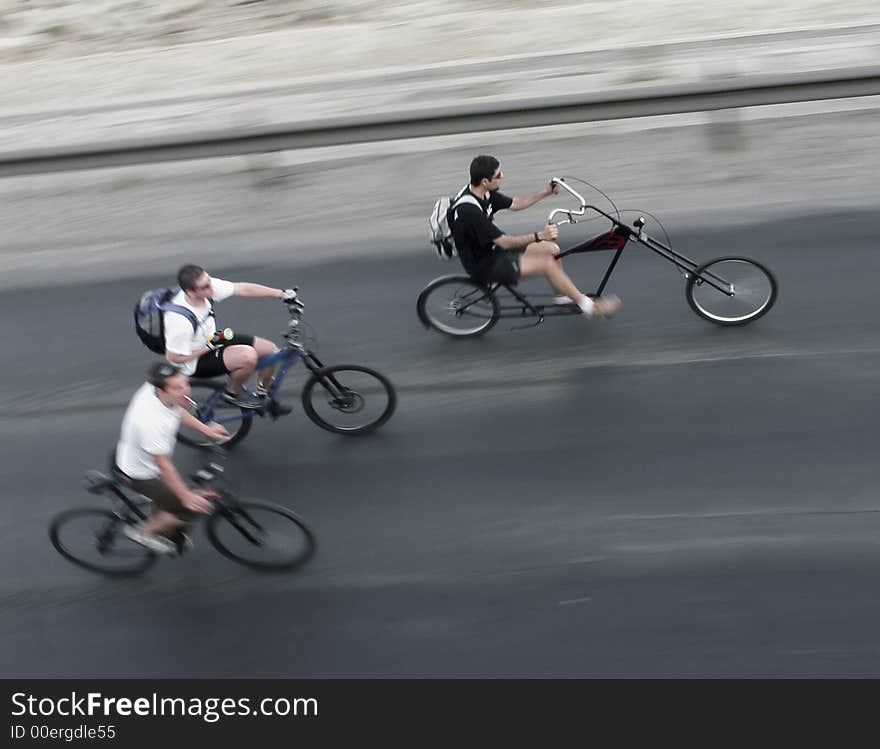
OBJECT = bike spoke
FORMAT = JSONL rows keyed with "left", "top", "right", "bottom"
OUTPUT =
{"left": 688, "top": 258, "right": 776, "bottom": 324}
{"left": 419, "top": 278, "right": 498, "bottom": 337}
{"left": 50, "top": 509, "right": 156, "bottom": 576}
{"left": 208, "top": 503, "right": 314, "bottom": 570}
{"left": 303, "top": 365, "right": 395, "bottom": 434}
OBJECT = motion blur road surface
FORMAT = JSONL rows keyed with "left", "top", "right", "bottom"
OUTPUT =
{"left": 2, "top": 208, "right": 878, "bottom": 677}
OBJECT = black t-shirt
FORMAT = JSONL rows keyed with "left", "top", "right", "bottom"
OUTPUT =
{"left": 450, "top": 188, "right": 514, "bottom": 277}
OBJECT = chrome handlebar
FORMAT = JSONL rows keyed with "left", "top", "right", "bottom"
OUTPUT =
{"left": 547, "top": 177, "right": 588, "bottom": 226}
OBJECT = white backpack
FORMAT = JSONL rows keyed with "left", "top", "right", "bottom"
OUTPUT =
{"left": 428, "top": 187, "right": 482, "bottom": 260}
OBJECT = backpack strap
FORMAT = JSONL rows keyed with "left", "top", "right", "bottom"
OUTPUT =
{"left": 158, "top": 286, "right": 214, "bottom": 333}
{"left": 454, "top": 195, "right": 482, "bottom": 209}
{"left": 159, "top": 302, "right": 200, "bottom": 333}
{"left": 451, "top": 192, "right": 483, "bottom": 220}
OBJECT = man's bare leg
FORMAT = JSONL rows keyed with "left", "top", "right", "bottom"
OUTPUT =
{"left": 519, "top": 242, "right": 585, "bottom": 300}
{"left": 220, "top": 344, "right": 258, "bottom": 395}
{"left": 136, "top": 508, "right": 185, "bottom": 537}
{"left": 251, "top": 336, "right": 280, "bottom": 391}
{"left": 518, "top": 241, "right": 620, "bottom": 316}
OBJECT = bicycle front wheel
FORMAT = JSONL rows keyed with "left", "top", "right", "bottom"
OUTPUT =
{"left": 207, "top": 501, "right": 315, "bottom": 571}
{"left": 417, "top": 276, "right": 499, "bottom": 338}
{"left": 177, "top": 382, "right": 253, "bottom": 449}
{"left": 302, "top": 364, "right": 396, "bottom": 435}
{"left": 686, "top": 257, "right": 777, "bottom": 326}
{"left": 49, "top": 507, "right": 157, "bottom": 576}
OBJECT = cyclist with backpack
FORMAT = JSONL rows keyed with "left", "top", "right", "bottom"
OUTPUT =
{"left": 444, "top": 155, "right": 621, "bottom": 319}
{"left": 135, "top": 264, "right": 297, "bottom": 409}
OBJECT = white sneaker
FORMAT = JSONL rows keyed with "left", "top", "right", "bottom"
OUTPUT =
{"left": 584, "top": 295, "right": 621, "bottom": 319}
{"left": 123, "top": 525, "right": 178, "bottom": 555}
{"left": 554, "top": 295, "right": 575, "bottom": 305}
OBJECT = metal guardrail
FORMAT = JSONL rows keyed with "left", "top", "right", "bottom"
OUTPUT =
{"left": 1, "top": 66, "right": 878, "bottom": 177}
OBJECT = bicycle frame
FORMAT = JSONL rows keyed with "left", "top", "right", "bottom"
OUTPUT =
{"left": 100, "top": 481, "right": 150, "bottom": 523}
{"left": 191, "top": 343, "right": 358, "bottom": 429}
{"left": 86, "top": 460, "right": 152, "bottom": 526}
{"left": 557, "top": 207, "right": 733, "bottom": 298}
{"left": 190, "top": 450, "right": 256, "bottom": 531}
{"left": 193, "top": 345, "right": 310, "bottom": 427}
{"left": 549, "top": 178, "right": 735, "bottom": 298}
{"left": 89, "top": 450, "right": 244, "bottom": 531}
{"left": 456, "top": 179, "right": 736, "bottom": 327}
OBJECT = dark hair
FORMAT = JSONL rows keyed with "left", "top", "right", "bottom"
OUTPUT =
{"left": 177, "top": 264, "right": 207, "bottom": 291}
{"left": 147, "top": 361, "right": 183, "bottom": 390}
{"left": 470, "top": 155, "right": 500, "bottom": 186}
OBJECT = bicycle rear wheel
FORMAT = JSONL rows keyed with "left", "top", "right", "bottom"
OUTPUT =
{"left": 206, "top": 501, "right": 315, "bottom": 571}
{"left": 417, "top": 276, "right": 499, "bottom": 337}
{"left": 177, "top": 382, "right": 253, "bottom": 449}
{"left": 302, "top": 364, "right": 396, "bottom": 435}
{"left": 686, "top": 256, "right": 777, "bottom": 326}
{"left": 49, "top": 507, "right": 157, "bottom": 576}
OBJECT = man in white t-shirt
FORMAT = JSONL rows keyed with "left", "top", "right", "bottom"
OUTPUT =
{"left": 115, "top": 362, "right": 229, "bottom": 554}
{"left": 163, "top": 264, "right": 298, "bottom": 409}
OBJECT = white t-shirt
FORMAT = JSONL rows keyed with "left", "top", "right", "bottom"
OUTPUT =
{"left": 115, "top": 382, "right": 182, "bottom": 480}
{"left": 163, "top": 277, "right": 235, "bottom": 376}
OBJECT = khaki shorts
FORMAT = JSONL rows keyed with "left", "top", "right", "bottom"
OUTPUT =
{"left": 127, "top": 476, "right": 194, "bottom": 521}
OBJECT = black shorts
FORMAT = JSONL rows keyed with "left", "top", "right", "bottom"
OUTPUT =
{"left": 475, "top": 249, "right": 523, "bottom": 285}
{"left": 193, "top": 333, "right": 256, "bottom": 379}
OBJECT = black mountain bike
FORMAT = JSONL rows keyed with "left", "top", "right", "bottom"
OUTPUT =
{"left": 417, "top": 177, "right": 778, "bottom": 337}
{"left": 49, "top": 448, "right": 315, "bottom": 577}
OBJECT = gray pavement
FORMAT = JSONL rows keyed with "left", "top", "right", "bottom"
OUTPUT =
{"left": 2, "top": 208, "right": 880, "bottom": 677}
{"left": 1, "top": 6, "right": 879, "bottom": 679}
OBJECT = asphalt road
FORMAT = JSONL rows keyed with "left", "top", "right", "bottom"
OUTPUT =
{"left": 1, "top": 208, "right": 879, "bottom": 677}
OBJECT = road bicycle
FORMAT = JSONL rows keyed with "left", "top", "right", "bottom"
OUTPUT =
{"left": 417, "top": 177, "right": 777, "bottom": 337}
{"left": 49, "top": 448, "right": 315, "bottom": 576}
{"left": 178, "top": 292, "right": 396, "bottom": 448}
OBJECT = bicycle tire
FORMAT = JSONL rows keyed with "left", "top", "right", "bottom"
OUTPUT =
{"left": 206, "top": 501, "right": 316, "bottom": 571}
{"left": 686, "top": 256, "right": 778, "bottom": 326}
{"left": 301, "top": 364, "right": 396, "bottom": 435}
{"left": 177, "top": 381, "right": 253, "bottom": 449}
{"left": 49, "top": 507, "right": 158, "bottom": 577}
{"left": 417, "top": 275, "right": 500, "bottom": 338}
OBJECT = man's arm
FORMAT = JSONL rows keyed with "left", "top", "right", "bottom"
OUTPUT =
{"left": 510, "top": 181, "right": 558, "bottom": 211}
{"left": 154, "top": 454, "right": 213, "bottom": 513}
{"left": 232, "top": 282, "right": 285, "bottom": 299}
{"left": 494, "top": 223, "right": 558, "bottom": 250}
{"left": 460, "top": 202, "right": 552, "bottom": 252}
{"left": 164, "top": 314, "right": 208, "bottom": 365}
{"left": 179, "top": 409, "right": 229, "bottom": 442}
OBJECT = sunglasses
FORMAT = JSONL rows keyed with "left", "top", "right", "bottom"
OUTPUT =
{"left": 156, "top": 363, "right": 182, "bottom": 378}
{"left": 194, "top": 282, "right": 212, "bottom": 291}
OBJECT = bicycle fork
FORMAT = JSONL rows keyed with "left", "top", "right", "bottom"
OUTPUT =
{"left": 303, "top": 353, "right": 352, "bottom": 403}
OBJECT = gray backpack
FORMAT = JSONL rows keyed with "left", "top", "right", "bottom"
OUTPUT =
{"left": 428, "top": 187, "right": 482, "bottom": 260}
{"left": 134, "top": 287, "right": 207, "bottom": 354}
